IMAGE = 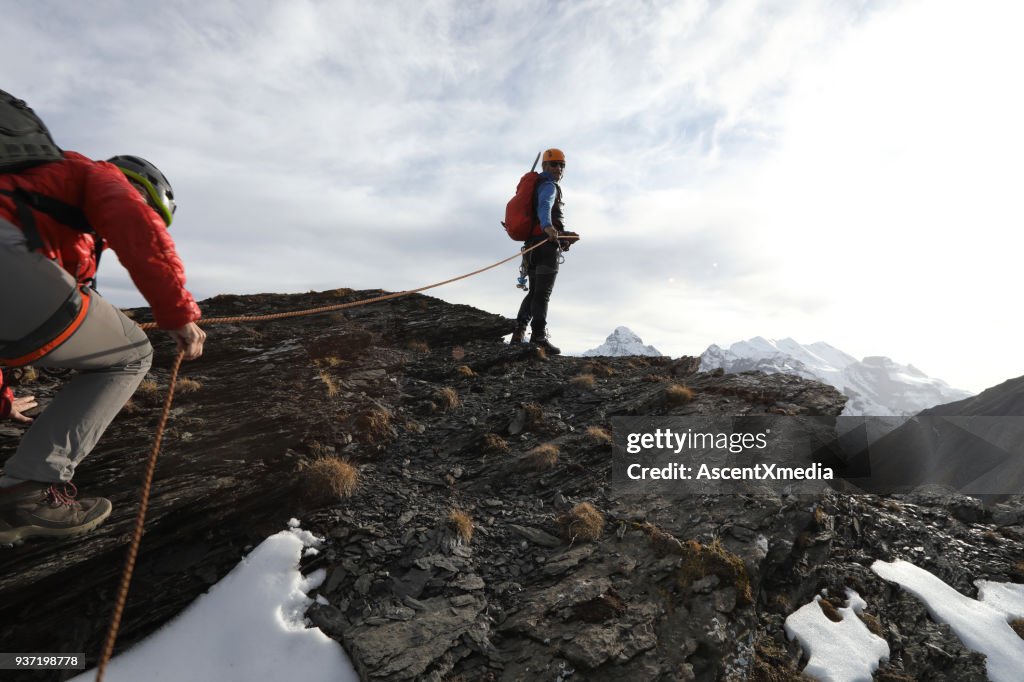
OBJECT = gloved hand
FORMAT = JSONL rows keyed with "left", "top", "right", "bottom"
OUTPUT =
{"left": 558, "top": 231, "right": 579, "bottom": 251}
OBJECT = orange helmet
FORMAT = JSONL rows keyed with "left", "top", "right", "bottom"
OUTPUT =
{"left": 542, "top": 148, "right": 565, "bottom": 163}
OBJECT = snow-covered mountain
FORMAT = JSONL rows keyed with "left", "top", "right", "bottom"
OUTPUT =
{"left": 582, "top": 326, "right": 664, "bottom": 357}
{"left": 700, "top": 337, "right": 973, "bottom": 416}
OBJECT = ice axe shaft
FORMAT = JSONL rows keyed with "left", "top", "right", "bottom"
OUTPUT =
{"left": 530, "top": 151, "right": 541, "bottom": 172}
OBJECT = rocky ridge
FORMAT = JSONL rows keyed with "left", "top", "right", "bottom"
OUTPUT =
{"left": 1, "top": 290, "right": 1021, "bottom": 681}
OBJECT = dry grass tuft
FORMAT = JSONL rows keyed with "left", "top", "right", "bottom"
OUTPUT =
{"left": 570, "top": 374, "right": 596, "bottom": 389}
{"left": 771, "top": 593, "right": 792, "bottom": 615}
{"left": 642, "top": 373, "right": 666, "bottom": 383}
{"left": 532, "top": 345, "right": 548, "bottom": 361}
{"left": 813, "top": 507, "right": 829, "bottom": 528}
{"left": 354, "top": 407, "right": 393, "bottom": 445}
{"left": 448, "top": 508, "right": 474, "bottom": 543}
{"left": 558, "top": 502, "right": 605, "bottom": 542}
{"left": 455, "top": 365, "right": 476, "bottom": 378}
{"left": 406, "top": 340, "right": 430, "bottom": 353}
{"left": 18, "top": 366, "right": 39, "bottom": 383}
{"left": 637, "top": 521, "right": 683, "bottom": 555}
{"left": 585, "top": 426, "right": 613, "bottom": 444}
{"left": 136, "top": 378, "right": 159, "bottom": 396}
{"left": 318, "top": 370, "right": 340, "bottom": 397}
{"left": 120, "top": 399, "right": 139, "bottom": 415}
{"left": 523, "top": 402, "right": 544, "bottom": 426}
{"left": 522, "top": 443, "right": 559, "bottom": 471}
{"left": 677, "top": 537, "right": 753, "bottom": 605}
{"left": 176, "top": 377, "right": 202, "bottom": 394}
{"left": 665, "top": 383, "right": 695, "bottom": 405}
{"left": 451, "top": 346, "right": 466, "bottom": 361}
{"left": 483, "top": 433, "right": 510, "bottom": 453}
{"left": 299, "top": 456, "right": 359, "bottom": 500}
{"left": 580, "top": 361, "right": 615, "bottom": 377}
{"left": 982, "top": 530, "right": 1001, "bottom": 545}
{"left": 751, "top": 634, "right": 814, "bottom": 682}
{"left": 435, "top": 386, "right": 461, "bottom": 410}
{"left": 316, "top": 356, "right": 344, "bottom": 368}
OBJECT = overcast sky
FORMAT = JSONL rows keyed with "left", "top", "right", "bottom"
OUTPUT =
{"left": 4, "top": 0, "right": 1022, "bottom": 393}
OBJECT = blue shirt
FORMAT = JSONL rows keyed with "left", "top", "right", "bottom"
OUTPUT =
{"left": 535, "top": 171, "right": 558, "bottom": 228}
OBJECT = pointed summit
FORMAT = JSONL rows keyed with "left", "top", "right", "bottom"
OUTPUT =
{"left": 582, "top": 326, "right": 664, "bottom": 357}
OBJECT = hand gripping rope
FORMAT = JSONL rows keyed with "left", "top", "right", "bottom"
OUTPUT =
{"left": 95, "top": 235, "right": 576, "bottom": 680}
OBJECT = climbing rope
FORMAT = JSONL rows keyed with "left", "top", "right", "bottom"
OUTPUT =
{"left": 135, "top": 237, "right": 571, "bottom": 330}
{"left": 94, "top": 237, "right": 575, "bottom": 678}
{"left": 96, "top": 350, "right": 183, "bottom": 682}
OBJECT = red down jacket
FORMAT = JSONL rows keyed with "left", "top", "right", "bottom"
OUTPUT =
{"left": 1, "top": 151, "right": 202, "bottom": 418}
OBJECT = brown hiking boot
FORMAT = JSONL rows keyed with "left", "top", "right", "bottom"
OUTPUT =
{"left": 0, "top": 482, "right": 112, "bottom": 545}
{"left": 530, "top": 330, "right": 561, "bottom": 355}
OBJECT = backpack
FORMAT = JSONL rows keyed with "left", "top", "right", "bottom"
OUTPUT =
{"left": 0, "top": 89, "right": 103, "bottom": 285}
{"left": 0, "top": 89, "right": 64, "bottom": 172}
{"left": 501, "top": 152, "right": 544, "bottom": 241}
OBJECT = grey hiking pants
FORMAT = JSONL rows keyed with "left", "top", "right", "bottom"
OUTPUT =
{"left": 0, "top": 218, "right": 152, "bottom": 483}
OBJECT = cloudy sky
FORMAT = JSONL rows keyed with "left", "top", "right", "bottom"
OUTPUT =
{"left": 4, "top": 0, "right": 1022, "bottom": 393}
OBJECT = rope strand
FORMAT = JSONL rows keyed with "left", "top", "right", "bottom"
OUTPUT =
{"left": 138, "top": 240, "right": 560, "bottom": 330}
{"left": 96, "top": 351, "right": 184, "bottom": 682}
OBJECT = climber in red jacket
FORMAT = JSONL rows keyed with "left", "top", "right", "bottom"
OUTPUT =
{"left": 0, "top": 148, "right": 205, "bottom": 544}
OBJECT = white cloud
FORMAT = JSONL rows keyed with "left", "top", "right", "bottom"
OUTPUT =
{"left": 4, "top": 0, "right": 1021, "bottom": 392}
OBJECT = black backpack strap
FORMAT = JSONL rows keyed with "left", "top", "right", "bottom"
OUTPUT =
{"left": 0, "top": 188, "right": 45, "bottom": 252}
{"left": 0, "top": 188, "right": 101, "bottom": 288}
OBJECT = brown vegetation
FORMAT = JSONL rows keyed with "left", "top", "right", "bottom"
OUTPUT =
{"left": 354, "top": 407, "right": 393, "bottom": 445}
{"left": 677, "top": 538, "right": 753, "bottom": 605}
{"left": 448, "top": 508, "right": 473, "bottom": 543}
{"left": 584, "top": 426, "right": 613, "bottom": 444}
{"left": 522, "top": 444, "right": 559, "bottom": 471}
{"left": 580, "top": 361, "right": 615, "bottom": 377}
{"left": 176, "top": 377, "right": 202, "bottom": 394}
{"left": 455, "top": 365, "right": 476, "bottom": 378}
{"left": 665, "top": 383, "right": 695, "bottom": 405}
{"left": 570, "top": 374, "right": 596, "bottom": 389}
{"left": 299, "top": 456, "right": 359, "bottom": 500}
{"left": 482, "top": 433, "right": 510, "bottom": 454}
{"left": 435, "top": 387, "right": 461, "bottom": 410}
{"left": 558, "top": 502, "right": 605, "bottom": 542}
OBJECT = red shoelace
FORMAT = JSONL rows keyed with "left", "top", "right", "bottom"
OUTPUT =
{"left": 44, "top": 482, "right": 79, "bottom": 507}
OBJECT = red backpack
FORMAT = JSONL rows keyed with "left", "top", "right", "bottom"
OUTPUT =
{"left": 501, "top": 153, "right": 542, "bottom": 241}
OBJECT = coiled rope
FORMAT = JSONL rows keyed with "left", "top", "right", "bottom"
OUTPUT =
{"left": 95, "top": 237, "right": 570, "bottom": 679}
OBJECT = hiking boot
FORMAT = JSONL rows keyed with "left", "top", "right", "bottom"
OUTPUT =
{"left": 510, "top": 324, "right": 527, "bottom": 345}
{"left": 530, "top": 331, "right": 561, "bottom": 355}
{"left": 0, "top": 482, "right": 112, "bottom": 545}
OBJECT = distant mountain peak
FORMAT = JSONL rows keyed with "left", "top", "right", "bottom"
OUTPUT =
{"left": 700, "top": 337, "right": 972, "bottom": 416}
{"left": 582, "top": 326, "right": 664, "bottom": 357}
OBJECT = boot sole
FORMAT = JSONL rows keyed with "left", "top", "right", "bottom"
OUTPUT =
{"left": 0, "top": 499, "right": 112, "bottom": 545}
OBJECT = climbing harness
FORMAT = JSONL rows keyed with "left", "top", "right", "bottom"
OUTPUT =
{"left": 512, "top": 233, "right": 578, "bottom": 290}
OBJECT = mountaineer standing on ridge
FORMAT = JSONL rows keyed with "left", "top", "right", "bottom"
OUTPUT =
{"left": 510, "top": 148, "right": 578, "bottom": 354}
{"left": 0, "top": 89, "right": 205, "bottom": 544}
